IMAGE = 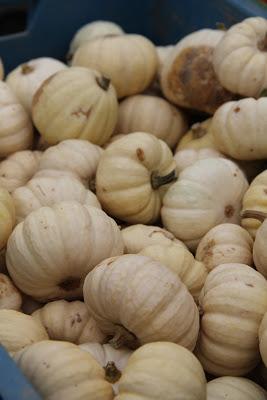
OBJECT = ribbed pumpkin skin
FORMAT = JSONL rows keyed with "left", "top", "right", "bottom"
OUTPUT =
{"left": 207, "top": 377, "right": 267, "bottom": 400}
{"left": 196, "top": 263, "right": 267, "bottom": 376}
{"left": 83, "top": 254, "right": 199, "bottom": 351}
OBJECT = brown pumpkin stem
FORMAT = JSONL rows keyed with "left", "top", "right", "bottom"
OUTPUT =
{"left": 96, "top": 76, "right": 110, "bottom": 91}
{"left": 104, "top": 362, "right": 122, "bottom": 383}
{"left": 109, "top": 325, "right": 140, "bottom": 350}
{"left": 151, "top": 169, "right": 177, "bottom": 190}
{"left": 21, "top": 63, "right": 34, "bottom": 74}
{"left": 241, "top": 210, "right": 267, "bottom": 222}
{"left": 191, "top": 123, "right": 207, "bottom": 139}
{"left": 258, "top": 32, "right": 267, "bottom": 51}
{"left": 215, "top": 22, "right": 227, "bottom": 31}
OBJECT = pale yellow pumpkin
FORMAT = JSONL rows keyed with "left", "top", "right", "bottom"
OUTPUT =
{"left": 196, "top": 263, "right": 267, "bottom": 376}
{"left": 114, "top": 342, "right": 206, "bottom": 400}
{"left": 196, "top": 223, "right": 253, "bottom": 272}
{"left": 115, "top": 95, "right": 187, "bottom": 148}
{"left": 32, "top": 67, "right": 118, "bottom": 146}
{"left": 174, "top": 148, "right": 223, "bottom": 173}
{"left": 6, "top": 57, "right": 66, "bottom": 112}
{"left": 0, "top": 273, "right": 22, "bottom": 310}
{"left": 6, "top": 201, "right": 123, "bottom": 301}
{"left": 96, "top": 132, "right": 177, "bottom": 224}
{"left": 0, "top": 150, "right": 41, "bottom": 193}
{"left": 0, "top": 81, "right": 33, "bottom": 157}
{"left": 83, "top": 254, "right": 199, "bottom": 350}
{"left": 260, "top": 313, "right": 267, "bottom": 368}
{"left": 253, "top": 220, "right": 267, "bottom": 278}
{"left": 14, "top": 340, "right": 114, "bottom": 400}
{"left": 139, "top": 243, "right": 207, "bottom": 300}
{"left": 0, "top": 309, "right": 48, "bottom": 353}
{"left": 207, "top": 377, "right": 267, "bottom": 400}
{"left": 161, "top": 158, "right": 248, "bottom": 250}
{"left": 0, "top": 187, "right": 15, "bottom": 250}
{"left": 176, "top": 118, "right": 216, "bottom": 151}
{"left": 160, "top": 29, "right": 234, "bottom": 114}
{"left": 72, "top": 34, "right": 158, "bottom": 98}
{"left": 32, "top": 300, "right": 105, "bottom": 344}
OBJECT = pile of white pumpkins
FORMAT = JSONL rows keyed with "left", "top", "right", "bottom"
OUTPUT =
{"left": 2, "top": 14, "right": 267, "bottom": 400}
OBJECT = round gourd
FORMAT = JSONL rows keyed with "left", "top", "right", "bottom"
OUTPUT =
{"left": 253, "top": 220, "right": 267, "bottom": 278}
{"left": 121, "top": 224, "right": 185, "bottom": 253}
{"left": 72, "top": 34, "right": 158, "bottom": 98}
{"left": 115, "top": 95, "right": 187, "bottom": 148}
{"left": 0, "top": 187, "right": 15, "bottom": 250}
{"left": 196, "top": 223, "right": 253, "bottom": 272}
{"left": 6, "top": 201, "right": 123, "bottom": 301}
{"left": 83, "top": 254, "right": 199, "bottom": 351}
{"left": 207, "top": 377, "right": 267, "bottom": 400}
{"left": 174, "top": 148, "right": 223, "bottom": 173}
{"left": 32, "top": 67, "right": 118, "bottom": 146}
{"left": 212, "top": 98, "right": 267, "bottom": 160}
{"left": 96, "top": 132, "right": 177, "bottom": 224}
{"left": 0, "top": 273, "right": 22, "bottom": 310}
{"left": 0, "top": 81, "right": 33, "bottom": 157}
{"left": 0, "top": 309, "right": 48, "bottom": 353}
{"left": 12, "top": 175, "right": 101, "bottom": 223}
{"left": 0, "top": 150, "right": 42, "bottom": 193}
{"left": 213, "top": 17, "right": 267, "bottom": 97}
{"left": 196, "top": 263, "right": 267, "bottom": 376}
{"left": 32, "top": 300, "right": 105, "bottom": 344}
{"left": 160, "top": 29, "right": 234, "bottom": 114}
{"left": 260, "top": 313, "right": 267, "bottom": 368}
{"left": 114, "top": 342, "right": 206, "bottom": 400}
{"left": 6, "top": 57, "right": 66, "bottom": 112}
{"left": 14, "top": 340, "right": 114, "bottom": 400}
{"left": 139, "top": 243, "right": 207, "bottom": 300}
{"left": 161, "top": 158, "right": 248, "bottom": 250}
{"left": 176, "top": 118, "right": 216, "bottom": 151}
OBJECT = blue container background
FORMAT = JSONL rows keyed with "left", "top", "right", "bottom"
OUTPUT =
{"left": 0, "top": 0, "right": 267, "bottom": 398}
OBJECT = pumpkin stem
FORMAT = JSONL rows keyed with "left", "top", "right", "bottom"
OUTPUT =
{"left": 216, "top": 22, "right": 227, "bottom": 31}
{"left": 96, "top": 76, "right": 111, "bottom": 91}
{"left": 21, "top": 63, "right": 34, "bottom": 74}
{"left": 109, "top": 325, "right": 140, "bottom": 350}
{"left": 191, "top": 123, "right": 207, "bottom": 139}
{"left": 241, "top": 210, "right": 267, "bottom": 222}
{"left": 104, "top": 362, "right": 122, "bottom": 383}
{"left": 258, "top": 32, "right": 267, "bottom": 51}
{"left": 151, "top": 169, "right": 177, "bottom": 190}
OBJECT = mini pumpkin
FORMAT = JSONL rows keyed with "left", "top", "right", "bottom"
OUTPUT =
{"left": 6, "top": 201, "right": 123, "bottom": 301}
{"left": 96, "top": 132, "right": 177, "bottom": 224}
{"left": 207, "top": 377, "right": 267, "bottom": 400}
{"left": 176, "top": 118, "right": 216, "bottom": 151}
{"left": 174, "top": 148, "right": 222, "bottom": 173}
{"left": 0, "top": 273, "right": 22, "bottom": 310}
{"left": 83, "top": 254, "right": 199, "bottom": 351}
{"left": 0, "top": 187, "right": 15, "bottom": 250}
{"left": 253, "top": 219, "right": 267, "bottom": 278}
{"left": 32, "top": 300, "right": 105, "bottom": 344}
{"left": 196, "top": 223, "right": 253, "bottom": 272}
{"left": 196, "top": 263, "right": 267, "bottom": 376}
{"left": 32, "top": 67, "right": 118, "bottom": 146}
{"left": 72, "top": 34, "right": 158, "bottom": 98}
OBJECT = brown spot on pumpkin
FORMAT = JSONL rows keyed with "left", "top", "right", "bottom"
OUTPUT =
{"left": 71, "top": 107, "right": 92, "bottom": 118}
{"left": 32, "top": 74, "right": 57, "bottom": 108}
{"left": 264, "top": 188, "right": 267, "bottom": 195}
{"left": 225, "top": 205, "right": 234, "bottom": 218}
{"left": 202, "top": 239, "right": 215, "bottom": 257}
{"left": 233, "top": 173, "right": 237, "bottom": 177}
{"left": 21, "top": 63, "right": 34, "bottom": 75}
{"left": 250, "top": 148, "right": 254, "bottom": 152}
{"left": 246, "top": 283, "right": 254, "bottom": 288}
{"left": 58, "top": 277, "right": 81, "bottom": 291}
{"left": 234, "top": 106, "right": 240, "bottom": 113}
{"left": 136, "top": 148, "right": 145, "bottom": 161}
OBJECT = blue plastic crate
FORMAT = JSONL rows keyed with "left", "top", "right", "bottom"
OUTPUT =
{"left": 0, "top": 0, "right": 267, "bottom": 398}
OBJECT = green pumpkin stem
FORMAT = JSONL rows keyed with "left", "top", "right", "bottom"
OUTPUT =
{"left": 151, "top": 169, "right": 177, "bottom": 190}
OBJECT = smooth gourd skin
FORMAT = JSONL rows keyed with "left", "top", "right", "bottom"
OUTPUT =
{"left": 207, "top": 376, "right": 267, "bottom": 400}
{"left": 14, "top": 340, "right": 114, "bottom": 400}
{"left": 0, "top": 187, "right": 15, "bottom": 250}
{"left": 114, "top": 342, "right": 206, "bottom": 400}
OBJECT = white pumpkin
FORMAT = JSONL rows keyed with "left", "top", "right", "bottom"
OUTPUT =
{"left": 32, "top": 300, "right": 105, "bottom": 344}
{"left": 207, "top": 377, "right": 267, "bottom": 400}
{"left": 0, "top": 273, "right": 22, "bottom": 310}
{"left": 161, "top": 158, "right": 248, "bottom": 250}
{"left": 6, "top": 57, "right": 66, "bottom": 112}
{"left": 174, "top": 148, "right": 223, "bottom": 173}
{"left": 83, "top": 254, "right": 199, "bottom": 351}
{"left": 0, "top": 81, "right": 33, "bottom": 157}
{"left": 115, "top": 95, "right": 187, "bottom": 148}
{"left": 32, "top": 67, "right": 118, "bottom": 146}
{"left": 96, "top": 132, "right": 177, "bottom": 224}
{"left": 253, "top": 220, "right": 267, "bottom": 278}
{"left": 213, "top": 17, "right": 267, "bottom": 97}
{"left": 6, "top": 201, "right": 123, "bottom": 301}
{"left": 176, "top": 118, "right": 216, "bottom": 151}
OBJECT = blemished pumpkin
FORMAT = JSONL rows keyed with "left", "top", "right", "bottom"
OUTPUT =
{"left": 121, "top": 224, "right": 185, "bottom": 253}
{"left": 174, "top": 148, "right": 222, "bottom": 173}
{"left": 196, "top": 263, "right": 267, "bottom": 376}
{"left": 114, "top": 342, "right": 206, "bottom": 400}
{"left": 96, "top": 132, "right": 177, "bottom": 224}
{"left": 139, "top": 243, "right": 207, "bottom": 300}
{"left": 32, "top": 67, "right": 118, "bottom": 146}
{"left": 0, "top": 150, "right": 42, "bottom": 193}
{"left": 253, "top": 220, "right": 267, "bottom": 278}
{"left": 0, "top": 273, "right": 22, "bottom": 311}
{"left": 0, "top": 309, "right": 48, "bottom": 353}
{"left": 12, "top": 175, "right": 101, "bottom": 223}
{"left": 6, "top": 201, "right": 123, "bottom": 301}
{"left": 0, "top": 81, "right": 33, "bottom": 157}
{"left": 196, "top": 223, "right": 253, "bottom": 272}
{"left": 213, "top": 17, "right": 267, "bottom": 98}
{"left": 72, "top": 34, "right": 158, "bottom": 98}
{"left": 260, "top": 313, "right": 267, "bottom": 368}
{"left": 161, "top": 158, "right": 248, "bottom": 250}
{"left": 175, "top": 118, "right": 216, "bottom": 152}
{"left": 160, "top": 29, "right": 234, "bottom": 114}
{"left": 83, "top": 254, "right": 199, "bottom": 351}
{"left": 13, "top": 340, "right": 114, "bottom": 400}
{"left": 0, "top": 188, "right": 15, "bottom": 250}
{"left": 115, "top": 94, "right": 188, "bottom": 148}
{"left": 32, "top": 300, "right": 105, "bottom": 344}
{"left": 207, "top": 377, "right": 267, "bottom": 400}
{"left": 6, "top": 57, "right": 66, "bottom": 112}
